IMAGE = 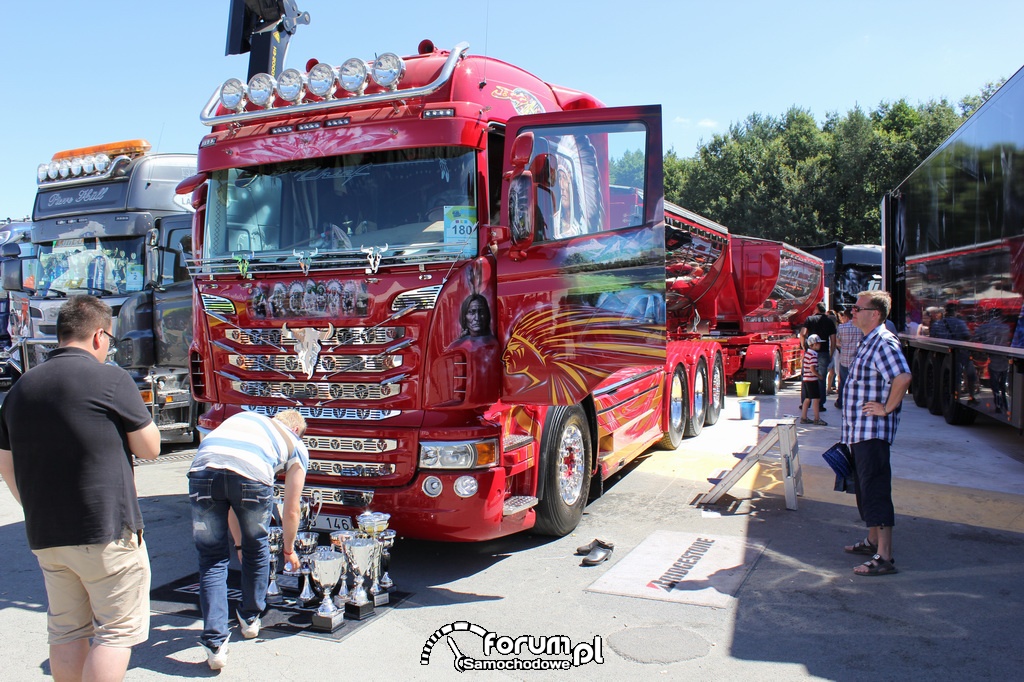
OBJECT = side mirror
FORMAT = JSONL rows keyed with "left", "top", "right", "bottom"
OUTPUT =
{"left": 146, "top": 228, "right": 160, "bottom": 287}
{"left": 2, "top": 258, "right": 23, "bottom": 292}
{"left": 1, "top": 243, "right": 20, "bottom": 259}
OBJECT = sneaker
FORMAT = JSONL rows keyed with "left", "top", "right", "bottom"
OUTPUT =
{"left": 203, "top": 639, "right": 229, "bottom": 670}
{"left": 236, "top": 610, "right": 261, "bottom": 639}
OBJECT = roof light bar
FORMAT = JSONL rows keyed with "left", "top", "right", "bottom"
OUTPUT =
{"left": 200, "top": 42, "right": 469, "bottom": 127}
{"left": 37, "top": 140, "right": 150, "bottom": 186}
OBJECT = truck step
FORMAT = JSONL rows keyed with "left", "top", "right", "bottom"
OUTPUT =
{"left": 503, "top": 496, "right": 538, "bottom": 516}
{"left": 157, "top": 422, "right": 191, "bottom": 431}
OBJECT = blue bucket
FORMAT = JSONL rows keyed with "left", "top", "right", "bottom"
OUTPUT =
{"left": 739, "top": 399, "right": 756, "bottom": 420}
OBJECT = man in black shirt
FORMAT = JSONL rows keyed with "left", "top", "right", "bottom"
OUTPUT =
{"left": 0, "top": 296, "right": 160, "bottom": 682}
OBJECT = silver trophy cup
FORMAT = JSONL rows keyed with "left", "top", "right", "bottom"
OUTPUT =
{"left": 378, "top": 528, "right": 397, "bottom": 591}
{"left": 266, "top": 527, "right": 284, "bottom": 603}
{"left": 342, "top": 537, "right": 378, "bottom": 619}
{"left": 274, "top": 493, "right": 323, "bottom": 531}
{"left": 328, "top": 530, "right": 354, "bottom": 607}
{"left": 309, "top": 548, "right": 346, "bottom": 632}
{"left": 294, "top": 531, "right": 320, "bottom": 607}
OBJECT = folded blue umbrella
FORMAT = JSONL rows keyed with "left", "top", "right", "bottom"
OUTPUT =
{"left": 822, "top": 442, "right": 853, "bottom": 478}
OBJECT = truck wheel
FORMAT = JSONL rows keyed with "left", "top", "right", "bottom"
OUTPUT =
{"left": 940, "top": 354, "right": 978, "bottom": 426}
{"left": 685, "top": 358, "right": 708, "bottom": 437}
{"left": 534, "top": 405, "right": 592, "bottom": 537}
{"left": 705, "top": 353, "right": 725, "bottom": 426}
{"left": 762, "top": 352, "right": 783, "bottom": 396}
{"left": 657, "top": 365, "right": 688, "bottom": 449}
{"left": 926, "top": 353, "right": 943, "bottom": 415}
{"left": 911, "top": 351, "right": 928, "bottom": 407}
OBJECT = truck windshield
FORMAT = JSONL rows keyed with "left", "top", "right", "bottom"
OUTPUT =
{"left": 34, "top": 237, "right": 147, "bottom": 297}
{"left": 204, "top": 146, "right": 478, "bottom": 260}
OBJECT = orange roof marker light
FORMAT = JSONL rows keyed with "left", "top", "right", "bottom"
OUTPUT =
{"left": 38, "top": 139, "right": 152, "bottom": 185}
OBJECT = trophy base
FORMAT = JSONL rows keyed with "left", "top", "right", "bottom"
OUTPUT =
{"left": 311, "top": 610, "right": 346, "bottom": 633}
{"left": 345, "top": 601, "right": 376, "bottom": 621}
{"left": 266, "top": 590, "right": 284, "bottom": 605}
{"left": 372, "top": 592, "right": 390, "bottom": 607}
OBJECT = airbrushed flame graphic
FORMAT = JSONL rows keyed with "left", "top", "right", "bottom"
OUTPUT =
{"left": 281, "top": 323, "right": 336, "bottom": 380}
{"left": 502, "top": 306, "right": 664, "bottom": 404}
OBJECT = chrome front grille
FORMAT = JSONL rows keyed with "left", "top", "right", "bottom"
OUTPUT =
{"left": 272, "top": 484, "right": 373, "bottom": 508}
{"left": 225, "top": 326, "right": 405, "bottom": 347}
{"left": 307, "top": 458, "right": 396, "bottom": 478}
{"left": 231, "top": 380, "right": 400, "bottom": 400}
{"left": 304, "top": 436, "right": 397, "bottom": 453}
{"left": 243, "top": 405, "right": 399, "bottom": 421}
{"left": 201, "top": 293, "right": 236, "bottom": 314}
{"left": 227, "top": 353, "right": 402, "bottom": 374}
{"left": 392, "top": 285, "right": 442, "bottom": 310}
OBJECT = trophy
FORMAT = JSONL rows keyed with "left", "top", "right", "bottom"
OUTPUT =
{"left": 378, "top": 528, "right": 397, "bottom": 592}
{"left": 342, "top": 537, "right": 377, "bottom": 620}
{"left": 266, "top": 527, "right": 284, "bottom": 604}
{"left": 357, "top": 511, "right": 392, "bottom": 605}
{"left": 274, "top": 493, "right": 323, "bottom": 531}
{"left": 328, "top": 530, "right": 354, "bottom": 608}
{"left": 293, "top": 531, "right": 321, "bottom": 608}
{"left": 309, "top": 548, "right": 346, "bottom": 632}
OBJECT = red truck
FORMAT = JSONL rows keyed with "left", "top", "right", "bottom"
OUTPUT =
{"left": 180, "top": 36, "right": 821, "bottom": 541}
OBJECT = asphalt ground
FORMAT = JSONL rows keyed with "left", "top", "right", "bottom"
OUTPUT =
{"left": 1, "top": 384, "right": 1023, "bottom": 681}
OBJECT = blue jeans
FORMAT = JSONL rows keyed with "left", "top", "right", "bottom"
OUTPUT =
{"left": 836, "top": 364, "right": 850, "bottom": 407}
{"left": 188, "top": 469, "right": 273, "bottom": 649}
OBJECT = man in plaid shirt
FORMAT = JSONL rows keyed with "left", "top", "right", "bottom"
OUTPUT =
{"left": 840, "top": 290, "right": 911, "bottom": 576}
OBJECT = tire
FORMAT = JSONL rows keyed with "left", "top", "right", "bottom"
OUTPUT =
{"left": 745, "top": 370, "right": 761, "bottom": 395}
{"left": 534, "top": 405, "right": 593, "bottom": 537}
{"left": 911, "top": 351, "right": 928, "bottom": 407}
{"left": 685, "top": 358, "right": 708, "bottom": 437}
{"left": 762, "top": 351, "right": 783, "bottom": 396}
{"left": 657, "top": 365, "right": 687, "bottom": 450}
{"left": 941, "top": 354, "right": 978, "bottom": 426}
{"left": 926, "top": 353, "right": 943, "bottom": 415}
{"left": 705, "top": 353, "right": 725, "bottom": 426}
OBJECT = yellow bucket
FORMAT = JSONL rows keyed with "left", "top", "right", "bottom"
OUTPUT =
{"left": 735, "top": 381, "right": 751, "bottom": 397}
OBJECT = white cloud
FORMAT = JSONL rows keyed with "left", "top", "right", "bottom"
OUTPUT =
{"left": 673, "top": 116, "right": 691, "bottom": 125}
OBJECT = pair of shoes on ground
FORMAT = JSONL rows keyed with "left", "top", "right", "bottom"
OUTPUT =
{"left": 236, "top": 610, "right": 261, "bottom": 639}
{"left": 845, "top": 539, "right": 897, "bottom": 576}
{"left": 575, "top": 538, "right": 613, "bottom": 566}
{"left": 800, "top": 418, "right": 828, "bottom": 426}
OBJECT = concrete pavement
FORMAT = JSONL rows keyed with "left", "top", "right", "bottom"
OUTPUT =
{"left": 1, "top": 384, "right": 1023, "bottom": 680}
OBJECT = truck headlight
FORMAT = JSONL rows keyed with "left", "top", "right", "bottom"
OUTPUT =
{"left": 419, "top": 439, "right": 497, "bottom": 469}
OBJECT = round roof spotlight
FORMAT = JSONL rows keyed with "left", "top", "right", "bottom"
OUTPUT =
{"left": 58, "top": 160, "right": 71, "bottom": 179}
{"left": 93, "top": 154, "right": 110, "bottom": 173}
{"left": 69, "top": 157, "right": 83, "bottom": 176}
{"left": 82, "top": 155, "right": 96, "bottom": 174}
{"left": 276, "top": 68, "right": 305, "bottom": 103}
{"left": 47, "top": 161, "right": 60, "bottom": 180}
{"left": 339, "top": 58, "right": 367, "bottom": 94}
{"left": 219, "top": 78, "right": 246, "bottom": 111}
{"left": 370, "top": 53, "right": 405, "bottom": 90}
{"left": 306, "top": 62, "right": 337, "bottom": 99}
{"left": 247, "top": 73, "right": 275, "bottom": 108}
{"left": 37, "top": 163, "right": 48, "bottom": 183}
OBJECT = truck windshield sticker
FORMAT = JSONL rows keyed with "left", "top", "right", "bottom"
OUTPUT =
{"left": 35, "top": 237, "right": 146, "bottom": 296}
{"left": 442, "top": 206, "right": 477, "bottom": 244}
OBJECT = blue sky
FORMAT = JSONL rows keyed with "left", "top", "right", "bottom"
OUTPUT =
{"left": 3, "top": 0, "right": 1022, "bottom": 219}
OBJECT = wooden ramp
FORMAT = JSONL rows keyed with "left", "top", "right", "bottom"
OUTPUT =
{"left": 696, "top": 418, "right": 803, "bottom": 510}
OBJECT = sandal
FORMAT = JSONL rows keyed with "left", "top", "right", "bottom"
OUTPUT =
{"left": 813, "top": 419, "right": 828, "bottom": 426}
{"left": 854, "top": 554, "right": 898, "bottom": 576}
{"left": 800, "top": 418, "right": 813, "bottom": 424}
{"left": 844, "top": 538, "right": 877, "bottom": 556}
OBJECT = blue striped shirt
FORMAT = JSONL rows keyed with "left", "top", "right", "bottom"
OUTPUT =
{"left": 840, "top": 325, "right": 911, "bottom": 446}
{"left": 189, "top": 412, "right": 309, "bottom": 485}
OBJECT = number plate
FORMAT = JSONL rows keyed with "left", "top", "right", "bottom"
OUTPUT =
{"left": 311, "top": 514, "right": 354, "bottom": 532}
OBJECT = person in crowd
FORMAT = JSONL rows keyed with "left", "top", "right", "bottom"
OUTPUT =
{"left": 973, "top": 309, "right": 1011, "bottom": 413}
{"left": 834, "top": 308, "right": 865, "bottom": 409}
{"left": 801, "top": 302, "right": 837, "bottom": 413}
{"left": 841, "top": 291, "right": 911, "bottom": 576}
{"left": 929, "top": 302, "right": 978, "bottom": 399}
{"left": 905, "top": 312, "right": 920, "bottom": 337}
{"left": 800, "top": 334, "right": 827, "bottom": 425}
{"left": 825, "top": 310, "right": 840, "bottom": 394}
{"left": 0, "top": 295, "right": 161, "bottom": 681}
{"left": 187, "top": 409, "right": 309, "bottom": 670}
